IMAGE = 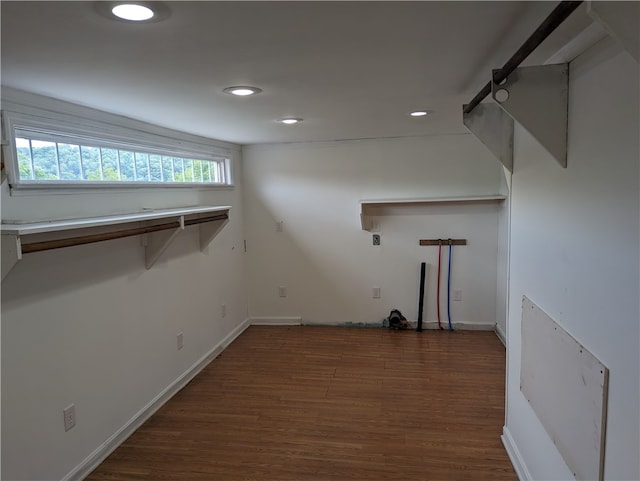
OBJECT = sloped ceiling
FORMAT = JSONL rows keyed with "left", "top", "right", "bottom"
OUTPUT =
{"left": 1, "top": 1, "right": 591, "bottom": 145}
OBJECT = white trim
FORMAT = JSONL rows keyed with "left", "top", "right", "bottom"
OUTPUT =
{"left": 253, "top": 319, "right": 496, "bottom": 330}
{"left": 501, "top": 426, "right": 532, "bottom": 481}
{"left": 63, "top": 318, "right": 250, "bottom": 481}
{"left": 241, "top": 132, "right": 474, "bottom": 152}
{"left": 495, "top": 323, "right": 507, "bottom": 347}
{"left": 418, "top": 321, "right": 496, "bottom": 331}
{"left": 249, "top": 316, "right": 303, "bottom": 326}
{"left": 360, "top": 194, "right": 506, "bottom": 205}
{"left": 6, "top": 183, "right": 234, "bottom": 198}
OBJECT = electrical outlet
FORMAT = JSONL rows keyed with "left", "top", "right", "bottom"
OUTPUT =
{"left": 372, "top": 234, "right": 380, "bottom": 246}
{"left": 63, "top": 404, "right": 76, "bottom": 432}
{"left": 278, "top": 286, "right": 287, "bottom": 298}
{"left": 276, "top": 221, "right": 284, "bottom": 232}
{"left": 453, "top": 289, "right": 462, "bottom": 301}
{"left": 177, "top": 332, "right": 184, "bottom": 350}
{"left": 221, "top": 303, "right": 226, "bottom": 318}
{"left": 372, "top": 287, "right": 381, "bottom": 299}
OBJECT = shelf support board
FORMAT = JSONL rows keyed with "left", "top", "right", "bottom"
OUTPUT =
{"left": 1, "top": 234, "right": 22, "bottom": 281}
{"left": 463, "top": 102, "right": 514, "bottom": 172}
{"left": 492, "top": 63, "right": 569, "bottom": 168}
{"left": 145, "top": 217, "right": 184, "bottom": 269}
{"left": 199, "top": 217, "right": 229, "bottom": 252}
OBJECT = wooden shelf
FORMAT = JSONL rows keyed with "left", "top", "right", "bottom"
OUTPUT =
{"left": 359, "top": 195, "right": 506, "bottom": 231}
{"left": 1, "top": 205, "right": 231, "bottom": 280}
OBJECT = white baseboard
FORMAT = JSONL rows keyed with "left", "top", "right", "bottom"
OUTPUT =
{"left": 495, "top": 323, "right": 507, "bottom": 346}
{"left": 249, "top": 319, "right": 496, "bottom": 331}
{"left": 419, "top": 321, "right": 496, "bottom": 331}
{"left": 249, "top": 316, "right": 302, "bottom": 325}
{"left": 64, "top": 318, "right": 251, "bottom": 481}
{"left": 501, "top": 426, "right": 532, "bottom": 481}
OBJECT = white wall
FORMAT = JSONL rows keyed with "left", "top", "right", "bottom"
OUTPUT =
{"left": 504, "top": 38, "right": 639, "bottom": 480}
{"left": 0, "top": 97, "right": 248, "bottom": 480}
{"left": 243, "top": 134, "right": 506, "bottom": 327}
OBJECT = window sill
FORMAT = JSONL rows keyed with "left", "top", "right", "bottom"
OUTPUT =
{"left": 6, "top": 181, "right": 235, "bottom": 197}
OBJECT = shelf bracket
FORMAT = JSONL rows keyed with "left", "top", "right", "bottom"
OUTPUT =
{"left": 588, "top": 1, "right": 639, "bottom": 64}
{"left": 144, "top": 216, "right": 185, "bottom": 269}
{"left": 492, "top": 63, "right": 569, "bottom": 168}
{"left": 199, "top": 215, "right": 229, "bottom": 252}
{"left": 463, "top": 102, "right": 514, "bottom": 172}
{"left": 1, "top": 234, "right": 22, "bottom": 281}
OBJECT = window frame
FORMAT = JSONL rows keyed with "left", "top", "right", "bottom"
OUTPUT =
{"left": 2, "top": 104, "right": 236, "bottom": 193}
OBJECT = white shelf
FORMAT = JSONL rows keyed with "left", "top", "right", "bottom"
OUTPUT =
{"left": 1, "top": 205, "right": 231, "bottom": 280}
{"left": 1, "top": 206, "right": 229, "bottom": 235}
{"left": 359, "top": 195, "right": 506, "bottom": 231}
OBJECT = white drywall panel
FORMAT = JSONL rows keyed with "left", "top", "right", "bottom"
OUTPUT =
{"left": 521, "top": 296, "right": 608, "bottom": 481}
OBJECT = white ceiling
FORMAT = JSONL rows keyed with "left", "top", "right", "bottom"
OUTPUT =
{"left": 1, "top": 1, "right": 593, "bottom": 145}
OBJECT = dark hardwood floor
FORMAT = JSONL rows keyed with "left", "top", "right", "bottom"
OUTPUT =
{"left": 86, "top": 326, "right": 516, "bottom": 480}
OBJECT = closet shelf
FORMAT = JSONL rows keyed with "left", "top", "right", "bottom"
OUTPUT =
{"left": 1, "top": 205, "right": 231, "bottom": 281}
{"left": 359, "top": 195, "right": 506, "bottom": 231}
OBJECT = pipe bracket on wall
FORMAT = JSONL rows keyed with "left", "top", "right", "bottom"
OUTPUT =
{"left": 492, "top": 63, "right": 569, "bottom": 168}
{"left": 463, "top": 103, "right": 514, "bottom": 172}
{"left": 419, "top": 239, "right": 467, "bottom": 246}
{"left": 587, "top": 1, "right": 639, "bottom": 64}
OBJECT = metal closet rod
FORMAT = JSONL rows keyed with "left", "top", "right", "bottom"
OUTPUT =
{"left": 20, "top": 213, "right": 229, "bottom": 254}
{"left": 463, "top": 0, "right": 583, "bottom": 115}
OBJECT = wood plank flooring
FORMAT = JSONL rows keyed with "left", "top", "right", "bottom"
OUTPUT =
{"left": 86, "top": 326, "right": 516, "bottom": 481}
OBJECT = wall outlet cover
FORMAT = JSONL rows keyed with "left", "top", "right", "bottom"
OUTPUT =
{"left": 63, "top": 404, "right": 76, "bottom": 432}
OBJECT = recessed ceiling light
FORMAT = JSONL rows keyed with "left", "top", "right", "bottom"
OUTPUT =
{"left": 95, "top": 2, "right": 169, "bottom": 23}
{"left": 410, "top": 110, "right": 430, "bottom": 117}
{"left": 111, "top": 4, "right": 154, "bottom": 21}
{"left": 280, "top": 118, "right": 302, "bottom": 124}
{"left": 223, "top": 86, "right": 263, "bottom": 96}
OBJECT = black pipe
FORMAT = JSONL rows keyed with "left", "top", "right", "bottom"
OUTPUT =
{"left": 417, "top": 262, "right": 426, "bottom": 332}
{"left": 463, "top": 1, "right": 582, "bottom": 115}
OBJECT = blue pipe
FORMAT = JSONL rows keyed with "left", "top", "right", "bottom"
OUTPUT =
{"left": 447, "top": 242, "right": 454, "bottom": 331}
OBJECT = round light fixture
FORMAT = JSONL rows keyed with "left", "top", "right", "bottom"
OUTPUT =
{"left": 111, "top": 3, "right": 154, "bottom": 21}
{"left": 410, "top": 110, "right": 430, "bottom": 117}
{"left": 223, "top": 86, "right": 263, "bottom": 96}
{"left": 280, "top": 118, "right": 302, "bottom": 124}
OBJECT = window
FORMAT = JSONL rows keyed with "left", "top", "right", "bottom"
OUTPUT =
{"left": 2, "top": 97, "right": 235, "bottom": 191}
{"left": 12, "top": 128, "right": 228, "bottom": 187}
